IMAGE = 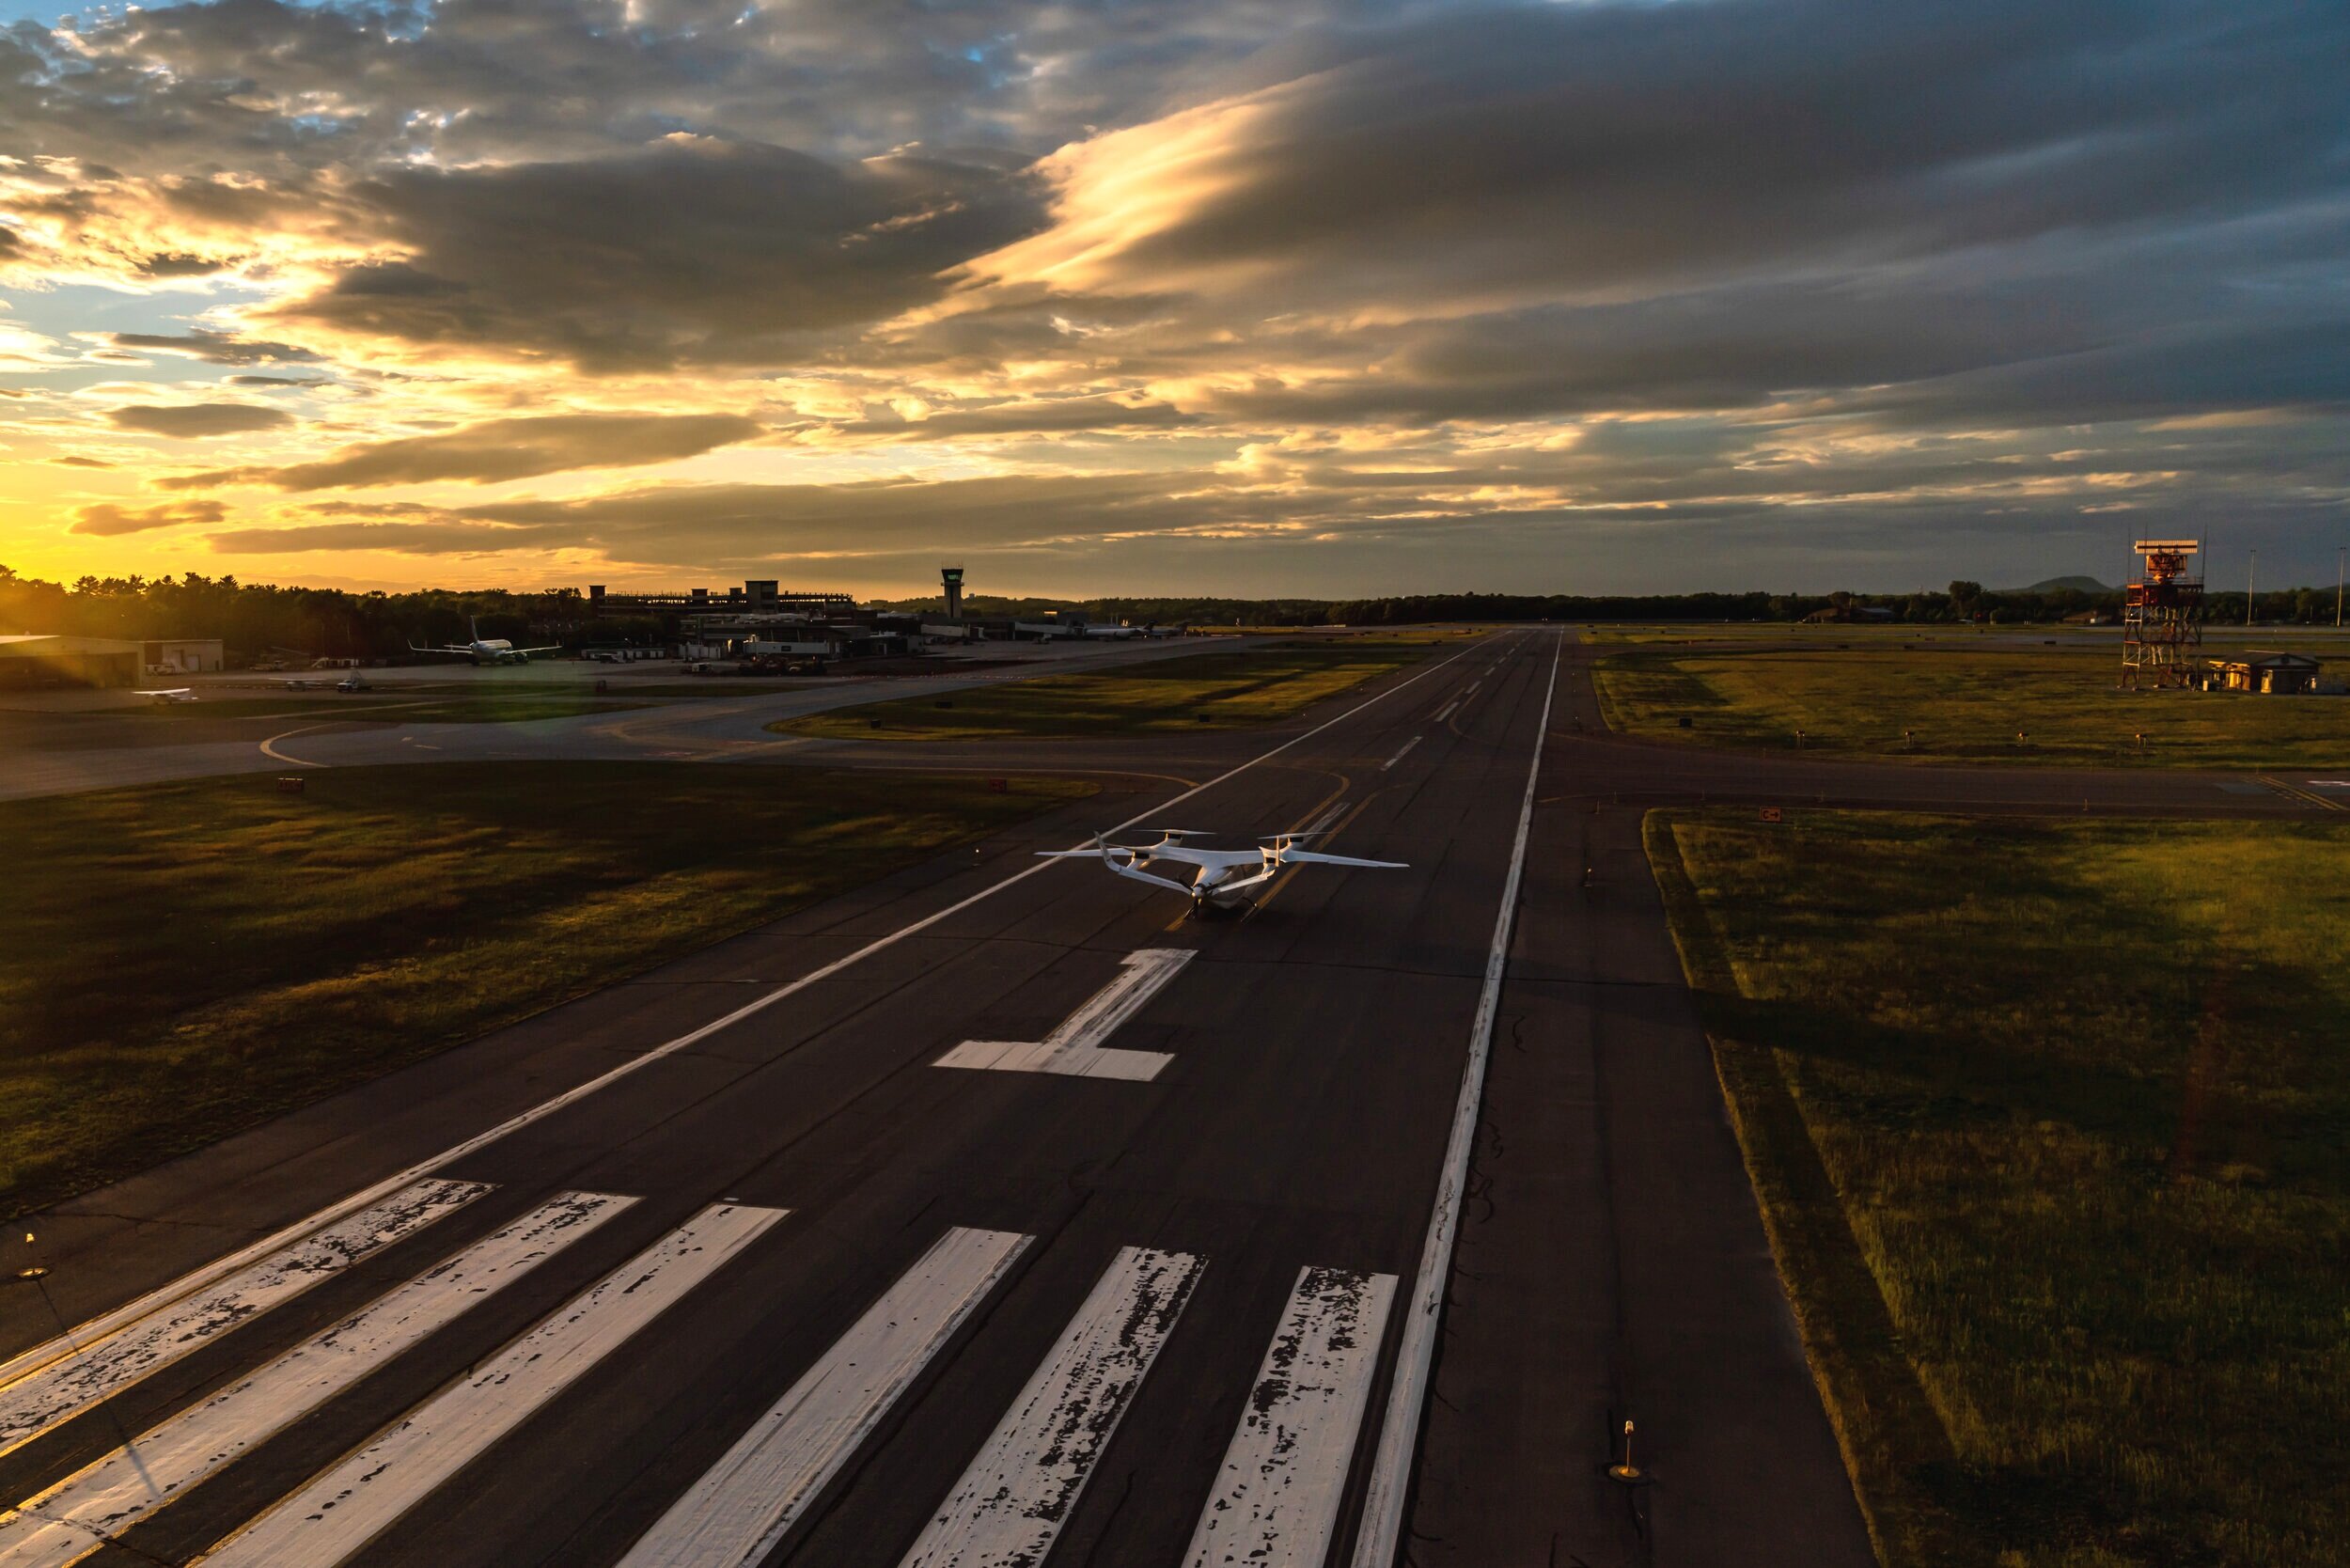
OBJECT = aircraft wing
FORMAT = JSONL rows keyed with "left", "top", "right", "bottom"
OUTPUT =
{"left": 1103, "top": 860, "right": 1198, "bottom": 896}
{"left": 1277, "top": 849, "right": 1410, "bottom": 869}
{"left": 515, "top": 645, "right": 564, "bottom": 655}
{"left": 1137, "top": 845, "right": 1262, "bottom": 869}
{"left": 1035, "top": 847, "right": 1197, "bottom": 896}
{"left": 1037, "top": 843, "right": 1260, "bottom": 870}
{"left": 409, "top": 643, "right": 475, "bottom": 655}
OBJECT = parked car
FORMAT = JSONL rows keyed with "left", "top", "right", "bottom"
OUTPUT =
{"left": 337, "top": 675, "right": 370, "bottom": 693}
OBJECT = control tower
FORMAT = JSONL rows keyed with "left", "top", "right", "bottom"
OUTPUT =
{"left": 2123, "top": 539, "right": 2202, "bottom": 688}
{"left": 941, "top": 565, "right": 965, "bottom": 619}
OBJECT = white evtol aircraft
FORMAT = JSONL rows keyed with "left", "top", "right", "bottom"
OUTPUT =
{"left": 409, "top": 617, "right": 563, "bottom": 666}
{"left": 1042, "top": 829, "right": 1406, "bottom": 913}
{"left": 136, "top": 687, "right": 196, "bottom": 703}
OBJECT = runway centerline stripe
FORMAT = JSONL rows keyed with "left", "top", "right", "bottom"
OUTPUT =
{"left": 0, "top": 1194, "right": 629, "bottom": 1568}
{"left": 1379, "top": 735, "right": 1420, "bottom": 772}
{"left": 1185, "top": 1266, "right": 1398, "bottom": 1568}
{"left": 204, "top": 1203, "right": 784, "bottom": 1568}
{"left": 0, "top": 1180, "right": 489, "bottom": 1461}
{"left": 900, "top": 1246, "right": 1204, "bottom": 1568}
{"left": 0, "top": 641, "right": 1481, "bottom": 1400}
{"left": 1351, "top": 631, "right": 1560, "bottom": 1568}
{"left": 935, "top": 949, "right": 1191, "bottom": 1080}
{"left": 617, "top": 1227, "right": 1033, "bottom": 1568}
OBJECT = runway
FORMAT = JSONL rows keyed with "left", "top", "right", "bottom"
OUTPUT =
{"left": 4, "top": 630, "right": 2335, "bottom": 1566}
{"left": 5, "top": 632, "right": 1747, "bottom": 1567}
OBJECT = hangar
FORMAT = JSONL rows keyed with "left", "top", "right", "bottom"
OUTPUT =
{"left": 0, "top": 634, "right": 142, "bottom": 689}
{"left": 143, "top": 637, "right": 225, "bottom": 674}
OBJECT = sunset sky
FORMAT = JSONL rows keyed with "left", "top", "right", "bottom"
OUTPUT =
{"left": 1, "top": 0, "right": 2344, "bottom": 598}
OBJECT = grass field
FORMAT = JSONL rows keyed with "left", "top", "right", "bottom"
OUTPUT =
{"left": 1597, "top": 645, "right": 2350, "bottom": 768}
{"left": 773, "top": 643, "right": 1431, "bottom": 741}
{"left": 0, "top": 763, "right": 1089, "bottom": 1222}
{"left": 1648, "top": 811, "right": 2350, "bottom": 1567}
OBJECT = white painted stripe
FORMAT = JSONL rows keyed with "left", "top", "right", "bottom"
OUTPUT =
{"left": 1432, "top": 700, "right": 1458, "bottom": 723}
{"left": 0, "top": 1194, "right": 629, "bottom": 1568}
{"left": 206, "top": 1203, "right": 785, "bottom": 1568}
{"left": 0, "top": 1180, "right": 488, "bottom": 1461}
{"left": 1185, "top": 1267, "right": 1396, "bottom": 1568}
{"left": 618, "top": 1227, "right": 1032, "bottom": 1568}
{"left": 1351, "top": 632, "right": 1558, "bottom": 1567}
{"left": 1379, "top": 736, "right": 1420, "bottom": 772}
{"left": 935, "top": 949, "right": 1191, "bottom": 1081}
{"left": 0, "top": 642, "right": 1480, "bottom": 1403}
{"left": 901, "top": 1247, "right": 1204, "bottom": 1568}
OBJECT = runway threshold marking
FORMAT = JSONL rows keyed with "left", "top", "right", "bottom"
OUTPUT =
{"left": 899, "top": 1247, "right": 1203, "bottom": 1568}
{"left": 935, "top": 949, "right": 1191, "bottom": 1080}
{"left": 1184, "top": 1267, "right": 1398, "bottom": 1568}
{"left": 0, "top": 1179, "right": 489, "bottom": 1460}
{"left": 1379, "top": 735, "right": 1420, "bottom": 772}
{"left": 617, "top": 1227, "right": 1033, "bottom": 1568}
{"left": 1352, "top": 630, "right": 1560, "bottom": 1568}
{"left": 210, "top": 1204, "right": 785, "bottom": 1568}
{"left": 1, "top": 641, "right": 1479, "bottom": 1413}
{"left": 0, "top": 1194, "right": 631, "bottom": 1568}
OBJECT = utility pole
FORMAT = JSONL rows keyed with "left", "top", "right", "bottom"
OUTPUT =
{"left": 2247, "top": 550, "right": 2256, "bottom": 628}
{"left": 2337, "top": 546, "right": 2343, "bottom": 628}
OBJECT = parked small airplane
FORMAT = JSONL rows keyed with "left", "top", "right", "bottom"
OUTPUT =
{"left": 410, "top": 617, "right": 562, "bottom": 666}
{"left": 1042, "top": 829, "right": 1406, "bottom": 912}
{"left": 136, "top": 687, "right": 196, "bottom": 703}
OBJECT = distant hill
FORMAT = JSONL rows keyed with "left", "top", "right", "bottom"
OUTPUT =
{"left": 2004, "top": 575, "right": 2115, "bottom": 595}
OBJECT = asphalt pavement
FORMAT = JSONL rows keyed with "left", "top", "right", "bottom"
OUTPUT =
{"left": 2, "top": 631, "right": 2337, "bottom": 1567}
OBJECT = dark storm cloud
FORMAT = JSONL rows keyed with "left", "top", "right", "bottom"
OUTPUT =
{"left": 164, "top": 412, "right": 765, "bottom": 491}
{"left": 107, "top": 332, "right": 325, "bottom": 367}
{"left": 826, "top": 397, "right": 1199, "bottom": 441}
{"left": 266, "top": 139, "right": 1043, "bottom": 369}
{"left": 998, "top": 0, "right": 2350, "bottom": 309}
{"left": 205, "top": 470, "right": 1225, "bottom": 557}
{"left": 8, "top": 0, "right": 2348, "bottom": 589}
{"left": 0, "top": 0, "right": 1379, "bottom": 178}
{"left": 105, "top": 403, "right": 297, "bottom": 437}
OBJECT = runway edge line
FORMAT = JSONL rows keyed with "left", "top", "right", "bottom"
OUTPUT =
{"left": 1, "top": 637, "right": 1487, "bottom": 1391}
{"left": 1350, "top": 629, "right": 1562, "bottom": 1568}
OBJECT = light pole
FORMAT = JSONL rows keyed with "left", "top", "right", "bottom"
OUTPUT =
{"left": 2337, "top": 546, "right": 2342, "bottom": 629}
{"left": 2247, "top": 550, "right": 2256, "bottom": 629}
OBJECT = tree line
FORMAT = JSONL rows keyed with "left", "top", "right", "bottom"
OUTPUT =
{"left": 5, "top": 568, "right": 2341, "bottom": 659}
{"left": 0, "top": 567, "right": 620, "bottom": 658}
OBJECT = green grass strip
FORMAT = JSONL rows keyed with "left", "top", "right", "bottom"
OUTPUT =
{"left": 1646, "top": 809, "right": 2350, "bottom": 1567}
{"left": 1598, "top": 645, "right": 2350, "bottom": 768}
